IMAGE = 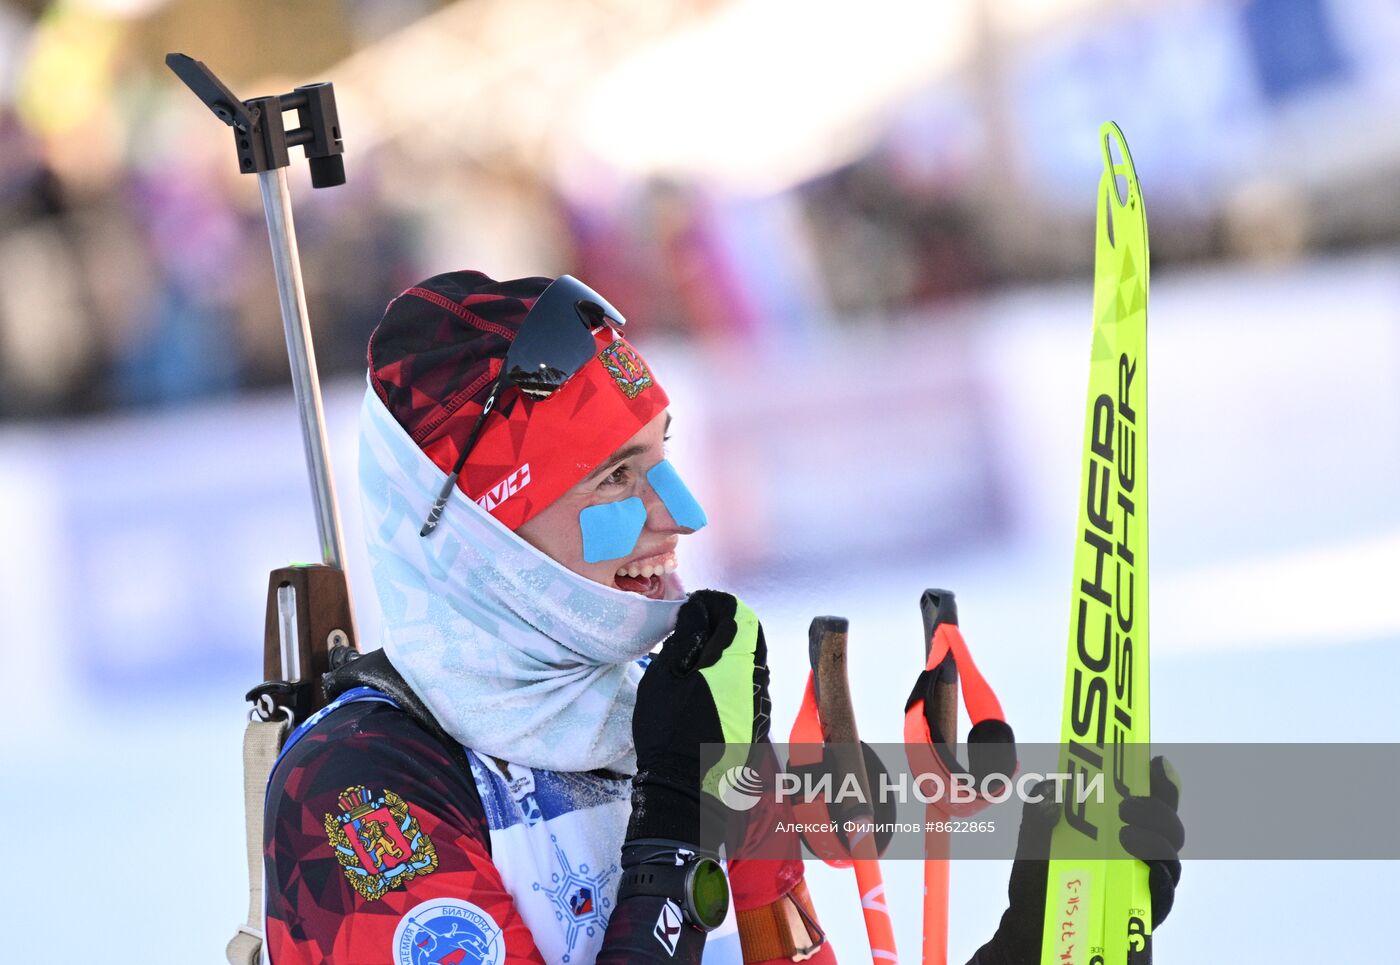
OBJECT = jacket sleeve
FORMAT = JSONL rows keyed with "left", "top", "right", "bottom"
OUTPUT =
{"left": 263, "top": 701, "right": 708, "bottom": 965}
{"left": 726, "top": 745, "right": 837, "bottom": 964}
{"left": 263, "top": 701, "right": 547, "bottom": 964}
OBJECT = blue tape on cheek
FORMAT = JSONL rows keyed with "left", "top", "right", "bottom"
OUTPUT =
{"left": 579, "top": 497, "right": 648, "bottom": 563}
{"left": 647, "top": 459, "right": 708, "bottom": 531}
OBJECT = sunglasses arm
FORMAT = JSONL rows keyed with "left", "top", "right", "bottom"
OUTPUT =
{"left": 420, "top": 381, "right": 503, "bottom": 537}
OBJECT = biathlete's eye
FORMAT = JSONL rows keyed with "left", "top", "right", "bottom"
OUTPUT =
{"left": 601, "top": 464, "right": 631, "bottom": 488}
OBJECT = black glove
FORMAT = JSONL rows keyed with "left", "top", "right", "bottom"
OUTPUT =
{"left": 969, "top": 756, "right": 1184, "bottom": 965}
{"left": 627, "top": 590, "right": 772, "bottom": 845}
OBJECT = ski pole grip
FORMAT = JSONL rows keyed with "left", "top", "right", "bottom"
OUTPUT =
{"left": 807, "top": 616, "right": 849, "bottom": 732}
{"left": 808, "top": 616, "right": 881, "bottom": 860}
{"left": 919, "top": 589, "right": 960, "bottom": 747}
{"left": 807, "top": 617, "right": 865, "bottom": 777}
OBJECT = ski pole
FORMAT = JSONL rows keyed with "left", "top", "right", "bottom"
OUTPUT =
{"left": 903, "top": 590, "right": 1016, "bottom": 965}
{"left": 790, "top": 616, "right": 900, "bottom": 964}
{"left": 913, "top": 604, "right": 957, "bottom": 965}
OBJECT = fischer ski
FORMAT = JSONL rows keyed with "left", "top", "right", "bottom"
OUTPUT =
{"left": 1041, "top": 122, "right": 1152, "bottom": 965}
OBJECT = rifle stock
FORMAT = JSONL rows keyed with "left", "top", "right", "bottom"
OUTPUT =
{"left": 261, "top": 564, "right": 358, "bottom": 723}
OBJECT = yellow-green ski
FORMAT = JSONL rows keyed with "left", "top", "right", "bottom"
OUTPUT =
{"left": 1041, "top": 122, "right": 1152, "bottom": 965}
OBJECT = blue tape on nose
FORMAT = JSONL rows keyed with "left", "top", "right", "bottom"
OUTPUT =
{"left": 648, "top": 459, "right": 708, "bottom": 531}
{"left": 579, "top": 497, "right": 648, "bottom": 563}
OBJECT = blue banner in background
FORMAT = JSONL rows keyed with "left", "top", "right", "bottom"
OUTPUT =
{"left": 1243, "top": 0, "right": 1349, "bottom": 102}
{"left": 48, "top": 394, "right": 332, "bottom": 698}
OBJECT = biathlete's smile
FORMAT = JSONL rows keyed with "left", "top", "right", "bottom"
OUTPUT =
{"left": 613, "top": 543, "right": 680, "bottom": 598}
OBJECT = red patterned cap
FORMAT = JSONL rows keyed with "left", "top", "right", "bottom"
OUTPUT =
{"left": 368, "top": 270, "right": 669, "bottom": 529}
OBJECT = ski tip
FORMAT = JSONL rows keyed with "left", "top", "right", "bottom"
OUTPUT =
{"left": 1099, "top": 121, "right": 1139, "bottom": 208}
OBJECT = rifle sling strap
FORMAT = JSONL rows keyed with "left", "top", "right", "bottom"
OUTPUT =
{"left": 227, "top": 716, "right": 291, "bottom": 965}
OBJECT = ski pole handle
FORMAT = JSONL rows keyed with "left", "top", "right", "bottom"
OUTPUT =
{"left": 919, "top": 590, "right": 960, "bottom": 752}
{"left": 809, "top": 616, "right": 873, "bottom": 837}
{"left": 808, "top": 616, "right": 851, "bottom": 740}
{"left": 807, "top": 616, "right": 900, "bottom": 964}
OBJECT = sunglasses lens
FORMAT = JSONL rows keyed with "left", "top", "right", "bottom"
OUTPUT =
{"left": 503, "top": 275, "right": 623, "bottom": 398}
{"left": 540, "top": 274, "right": 625, "bottom": 329}
{"left": 505, "top": 360, "right": 577, "bottom": 397}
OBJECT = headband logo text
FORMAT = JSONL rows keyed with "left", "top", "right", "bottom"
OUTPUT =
{"left": 477, "top": 463, "right": 531, "bottom": 512}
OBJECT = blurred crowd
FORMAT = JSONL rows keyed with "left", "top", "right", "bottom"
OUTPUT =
{"left": 0, "top": 91, "right": 995, "bottom": 419}
{"left": 4, "top": 0, "right": 1400, "bottom": 420}
{"left": 0, "top": 104, "right": 415, "bottom": 417}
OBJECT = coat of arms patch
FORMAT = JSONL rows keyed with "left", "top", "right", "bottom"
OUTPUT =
{"left": 324, "top": 785, "right": 438, "bottom": 901}
{"left": 598, "top": 340, "right": 654, "bottom": 399}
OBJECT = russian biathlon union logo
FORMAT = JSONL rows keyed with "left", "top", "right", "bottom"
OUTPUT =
{"left": 393, "top": 897, "right": 505, "bottom": 965}
{"left": 715, "top": 764, "right": 765, "bottom": 812}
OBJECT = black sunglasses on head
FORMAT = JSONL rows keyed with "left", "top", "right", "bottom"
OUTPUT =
{"left": 419, "top": 275, "right": 626, "bottom": 537}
